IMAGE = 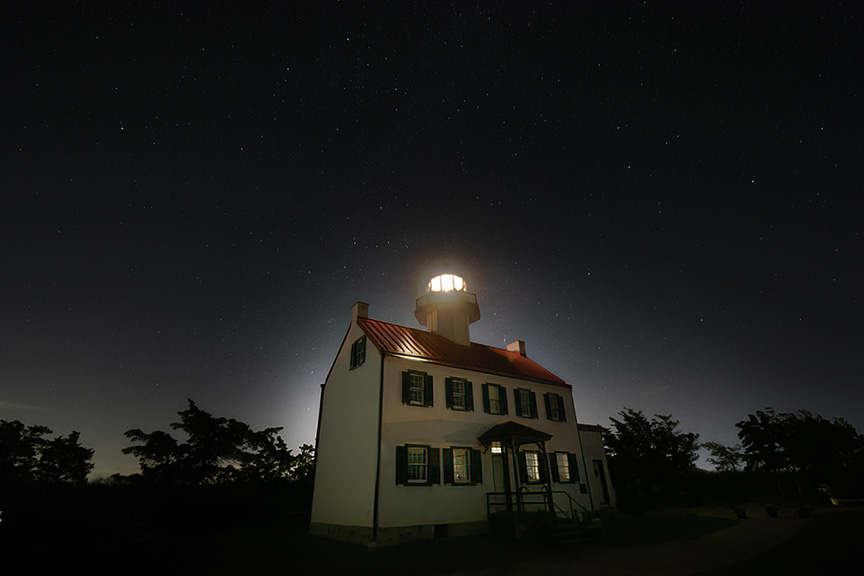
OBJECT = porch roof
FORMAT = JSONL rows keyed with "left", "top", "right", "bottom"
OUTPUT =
{"left": 477, "top": 420, "right": 553, "bottom": 448}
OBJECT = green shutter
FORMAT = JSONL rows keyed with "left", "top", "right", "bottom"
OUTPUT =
{"left": 513, "top": 388, "right": 523, "bottom": 416}
{"left": 395, "top": 445, "right": 407, "bottom": 485}
{"left": 424, "top": 373, "right": 434, "bottom": 406}
{"left": 538, "top": 452, "right": 548, "bottom": 483}
{"left": 445, "top": 377, "right": 453, "bottom": 409}
{"left": 544, "top": 393, "right": 552, "bottom": 420}
{"left": 465, "top": 381, "right": 474, "bottom": 411}
{"left": 428, "top": 447, "right": 440, "bottom": 484}
{"left": 481, "top": 383, "right": 490, "bottom": 413}
{"left": 350, "top": 335, "right": 365, "bottom": 368}
{"left": 558, "top": 395, "right": 567, "bottom": 421}
{"left": 499, "top": 386, "right": 509, "bottom": 415}
{"left": 403, "top": 371, "right": 415, "bottom": 404}
{"left": 569, "top": 453, "right": 579, "bottom": 482}
{"left": 529, "top": 391, "right": 538, "bottom": 418}
{"left": 443, "top": 448, "right": 454, "bottom": 484}
{"left": 517, "top": 451, "right": 528, "bottom": 484}
{"left": 470, "top": 448, "right": 482, "bottom": 484}
{"left": 550, "top": 452, "right": 560, "bottom": 483}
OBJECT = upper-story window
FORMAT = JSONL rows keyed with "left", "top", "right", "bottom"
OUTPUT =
{"left": 514, "top": 388, "right": 538, "bottom": 419}
{"left": 482, "top": 383, "right": 508, "bottom": 415}
{"left": 349, "top": 335, "right": 366, "bottom": 369}
{"left": 544, "top": 392, "right": 566, "bottom": 422}
{"left": 402, "top": 370, "right": 433, "bottom": 407}
{"left": 445, "top": 377, "right": 474, "bottom": 411}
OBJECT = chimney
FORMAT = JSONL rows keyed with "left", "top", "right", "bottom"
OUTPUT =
{"left": 414, "top": 273, "right": 480, "bottom": 346}
{"left": 352, "top": 301, "right": 369, "bottom": 323}
{"left": 507, "top": 340, "right": 527, "bottom": 357}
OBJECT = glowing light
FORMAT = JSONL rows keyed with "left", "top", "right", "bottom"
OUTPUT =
{"left": 429, "top": 274, "right": 465, "bottom": 292}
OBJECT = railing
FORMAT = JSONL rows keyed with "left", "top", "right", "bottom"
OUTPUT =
{"left": 546, "top": 487, "right": 589, "bottom": 520}
{"left": 486, "top": 486, "right": 590, "bottom": 519}
{"left": 486, "top": 490, "right": 549, "bottom": 516}
{"left": 486, "top": 489, "right": 588, "bottom": 519}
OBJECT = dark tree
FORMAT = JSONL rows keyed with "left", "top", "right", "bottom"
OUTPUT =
{"left": 735, "top": 408, "right": 789, "bottom": 477}
{"left": 736, "top": 408, "right": 864, "bottom": 501}
{"left": 604, "top": 407, "right": 700, "bottom": 512}
{"left": 123, "top": 399, "right": 300, "bottom": 485}
{"left": 35, "top": 431, "right": 94, "bottom": 484}
{"left": 122, "top": 429, "right": 182, "bottom": 482}
{"left": 0, "top": 420, "right": 94, "bottom": 487}
{"left": 702, "top": 441, "right": 743, "bottom": 472}
{"left": 291, "top": 443, "right": 316, "bottom": 483}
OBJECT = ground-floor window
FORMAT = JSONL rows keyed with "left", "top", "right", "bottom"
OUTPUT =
{"left": 524, "top": 451, "right": 541, "bottom": 482}
{"left": 408, "top": 446, "right": 428, "bottom": 483}
{"left": 552, "top": 451, "right": 579, "bottom": 483}
{"left": 396, "top": 445, "right": 440, "bottom": 485}
{"left": 443, "top": 446, "right": 483, "bottom": 485}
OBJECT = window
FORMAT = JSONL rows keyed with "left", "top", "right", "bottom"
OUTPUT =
{"left": 349, "top": 335, "right": 366, "bottom": 369}
{"left": 544, "top": 392, "right": 566, "bottom": 422}
{"left": 445, "top": 377, "right": 473, "bottom": 411}
{"left": 525, "top": 451, "right": 541, "bottom": 482}
{"left": 408, "top": 446, "right": 428, "bottom": 483}
{"left": 556, "top": 452, "right": 570, "bottom": 481}
{"left": 481, "top": 383, "right": 508, "bottom": 415}
{"left": 452, "top": 448, "right": 469, "bottom": 483}
{"left": 518, "top": 450, "right": 547, "bottom": 484}
{"left": 443, "top": 447, "right": 483, "bottom": 485}
{"left": 514, "top": 388, "right": 537, "bottom": 419}
{"left": 395, "top": 445, "right": 440, "bottom": 485}
{"left": 402, "top": 370, "right": 433, "bottom": 407}
{"left": 551, "top": 451, "right": 579, "bottom": 483}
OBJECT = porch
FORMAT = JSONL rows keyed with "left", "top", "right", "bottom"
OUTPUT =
{"left": 477, "top": 421, "right": 598, "bottom": 542}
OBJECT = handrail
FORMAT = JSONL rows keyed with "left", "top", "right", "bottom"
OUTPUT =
{"left": 486, "top": 489, "right": 588, "bottom": 520}
{"left": 546, "top": 487, "right": 589, "bottom": 517}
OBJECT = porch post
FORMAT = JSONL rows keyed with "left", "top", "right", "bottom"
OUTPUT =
{"left": 540, "top": 441, "right": 554, "bottom": 514}
{"left": 501, "top": 442, "right": 513, "bottom": 512}
{"left": 511, "top": 437, "right": 523, "bottom": 513}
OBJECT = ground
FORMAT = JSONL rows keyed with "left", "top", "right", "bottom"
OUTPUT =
{"left": 6, "top": 504, "right": 862, "bottom": 575}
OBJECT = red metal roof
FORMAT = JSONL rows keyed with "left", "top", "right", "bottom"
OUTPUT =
{"left": 357, "top": 317, "right": 568, "bottom": 387}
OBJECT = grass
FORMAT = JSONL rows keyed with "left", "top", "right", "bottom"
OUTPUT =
{"left": 5, "top": 508, "right": 746, "bottom": 575}
{"left": 593, "top": 510, "right": 739, "bottom": 546}
{"left": 695, "top": 507, "right": 864, "bottom": 575}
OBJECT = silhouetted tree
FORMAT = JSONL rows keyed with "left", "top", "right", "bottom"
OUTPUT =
{"left": 603, "top": 407, "right": 699, "bottom": 512}
{"left": 0, "top": 420, "right": 94, "bottom": 487}
{"left": 736, "top": 408, "right": 864, "bottom": 501}
{"left": 702, "top": 441, "right": 743, "bottom": 472}
{"left": 35, "top": 431, "right": 94, "bottom": 483}
{"left": 291, "top": 443, "right": 316, "bottom": 483}
{"left": 123, "top": 399, "right": 300, "bottom": 485}
{"left": 121, "top": 429, "right": 182, "bottom": 482}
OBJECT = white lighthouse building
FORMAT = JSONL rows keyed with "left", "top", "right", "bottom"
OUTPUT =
{"left": 310, "top": 273, "right": 614, "bottom": 546}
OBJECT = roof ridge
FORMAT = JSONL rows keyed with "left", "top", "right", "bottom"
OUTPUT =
{"left": 360, "top": 316, "right": 513, "bottom": 353}
{"left": 357, "top": 316, "right": 567, "bottom": 387}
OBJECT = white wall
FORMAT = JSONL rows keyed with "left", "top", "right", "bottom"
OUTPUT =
{"left": 579, "top": 427, "right": 617, "bottom": 508}
{"left": 377, "top": 356, "right": 593, "bottom": 527}
{"left": 310, "top": 322, "right": 382, "bottom": 528}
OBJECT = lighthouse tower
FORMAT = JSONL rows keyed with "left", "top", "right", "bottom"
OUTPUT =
{"left": 414, "top": 273, "right": 480, "bottom": 346}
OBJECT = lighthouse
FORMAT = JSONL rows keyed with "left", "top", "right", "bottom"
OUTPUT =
{"left": 414, "top": 273, "right": 480, "bottom": 346}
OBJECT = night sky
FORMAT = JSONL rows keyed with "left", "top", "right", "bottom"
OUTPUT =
{"left": 2, "top": 2, "right": 862, "bottom": 478}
